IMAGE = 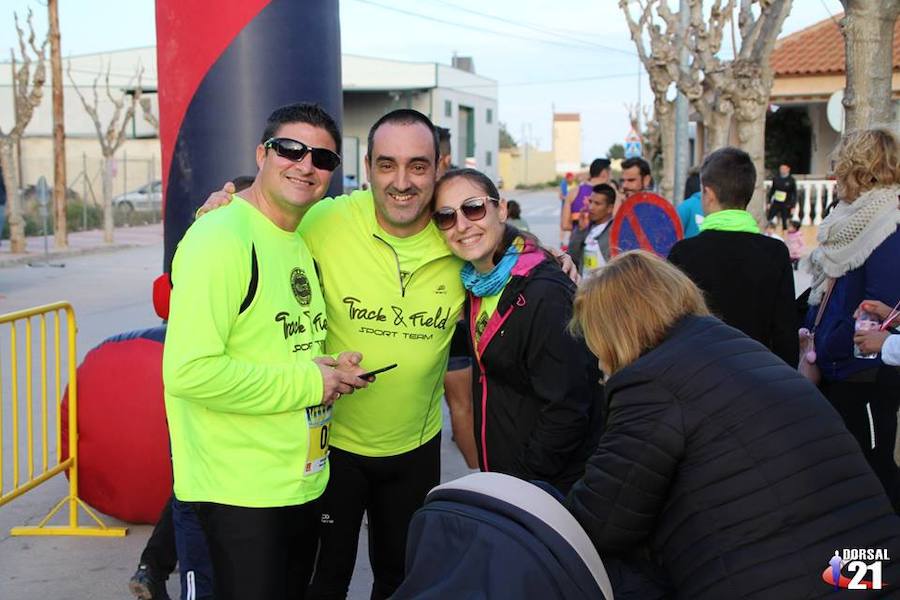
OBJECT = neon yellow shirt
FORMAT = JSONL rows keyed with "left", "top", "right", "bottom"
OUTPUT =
{"left": 474, "top": 278, "right": 510, "bottom": 347}
{"left": 300, "top": 190, "right": 465, "bottom": 456}
{"left": 164, "top": 197, "right": 329, "bottom": 507}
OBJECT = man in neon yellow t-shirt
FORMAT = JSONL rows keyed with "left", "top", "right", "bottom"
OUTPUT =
{"left": 164, "top": 103, "right": 368, "bottom": 600}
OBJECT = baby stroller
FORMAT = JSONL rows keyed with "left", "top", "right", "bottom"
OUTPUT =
{"left": 394, "top": 472, "right": 614, "bottom": 599}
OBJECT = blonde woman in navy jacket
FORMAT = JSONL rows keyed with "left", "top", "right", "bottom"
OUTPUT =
{"left": 566, "top": 251, "right": 900, "bottom": 599}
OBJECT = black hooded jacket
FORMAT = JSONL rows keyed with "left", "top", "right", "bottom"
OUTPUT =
{"left": 464, "top": 231, "right": 604, "bottom": 494}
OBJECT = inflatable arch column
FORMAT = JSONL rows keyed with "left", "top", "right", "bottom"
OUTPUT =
{"left": 156, "top": 0, "right": 344, "bottom": 272}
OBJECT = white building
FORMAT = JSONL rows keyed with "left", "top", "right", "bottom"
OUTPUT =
{"left": 0, "top": 47, "right": 499, "bottom": 198}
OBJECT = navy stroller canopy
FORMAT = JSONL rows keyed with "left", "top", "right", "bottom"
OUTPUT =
{"left": 395, "top": 472, "right": 614, "bottom": 599}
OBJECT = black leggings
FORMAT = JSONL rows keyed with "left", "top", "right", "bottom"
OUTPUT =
{"left": 308, "top": 434, "right": 441, "bottom": 600}
{"left": 767, "top": 201, "right": 791, "bottom": 229}
{"left": 821, "top": 372, "right": 900, "bottom": 512}
{"left": 190, "top": 499, "right": 321, "bottom": 600}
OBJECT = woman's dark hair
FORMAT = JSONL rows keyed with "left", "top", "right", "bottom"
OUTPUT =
{"left": 434, "top": 168, "right": 549, "bottom": 265}
{"left": 433, "top": 168, "right": 500, "bottom": 209}
{"left": 507, "top": 200, "right": 522, "bottom": 219}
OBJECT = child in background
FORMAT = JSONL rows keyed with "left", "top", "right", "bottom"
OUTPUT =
{"left": 506, "top": 200, "right": 530, "bottom": 231}
{"left": 786, "top": 219, "right": 805, "bottom": 270}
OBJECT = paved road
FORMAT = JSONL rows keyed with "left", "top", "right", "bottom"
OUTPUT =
{"left": 0, "top": 237, "right": 472, "bottom": 599}
{"left": 0, "top": 189, "right": 810, "bottom": 599}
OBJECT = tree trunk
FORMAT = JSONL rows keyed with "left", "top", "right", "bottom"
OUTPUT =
{"left": 736, "top": 107, "right": 768, "bottom": 225}
{"left": 102, "top": 155, "right": 114, "bottom": 243}
{"left": 49, "top": 0, "right": 68, "bottom": 248}
{"left": 732, "top": 59, "right": 772, "bottom": 225}
{"left": 704, "top": 111, "right": 733, "bottom": 152}
{"left": 656, "top": 99, "right": 676, "bottom": 201}
{"left": 840, "top": 0, "right": 900, "bottom": 132}
{"left": 1, "top": 141, "right": 26, "bottom": 253}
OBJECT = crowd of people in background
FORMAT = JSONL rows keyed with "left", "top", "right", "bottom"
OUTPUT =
{"left": 130, "top": 101, "right": 900, "bottom": 600}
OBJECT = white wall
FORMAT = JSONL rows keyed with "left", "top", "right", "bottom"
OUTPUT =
{"left": 0, "top": 47, "right": 158, "bottom": 138}
{"left": 15, "top": 136, "right": 161, "bottom": 204}
{"left": 431, "top": 65, "right": 498, "bottom": 181}
{"left": 342, "top": 54, "right": 434, "bottom": 91}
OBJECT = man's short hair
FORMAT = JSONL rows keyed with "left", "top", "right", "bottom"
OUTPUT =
{"left": 591, "top": 183, "right": 616, "bottom": 205}
{"left": 700, "top": 147, "right": 756, "bottom": 210}
{"left": 260, "top": 103, "right": 341, "bottom": 154}
{"left": 436, "top": 126, "right": 452, "bottom": 159}
{"left": 367, "top": 109, "right": 439, "bottom": 165}
{"left": 684, "top": 169, "right": 701, "bottom": 198}
{"left": 621, "top": 157, "right": 651, "bottom": 178}
{"left": 589, "top": 158, "right": 611, "bottom": 178}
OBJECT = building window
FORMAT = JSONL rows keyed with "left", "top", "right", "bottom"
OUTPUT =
{"left": 486, "top": 108, "right": 493, "bottom": 124}
{"left": 444, "top": 100, "right": 452, "bottom": 117}
{"left": 486, "top": 151, "right": 493, "bottom": 167}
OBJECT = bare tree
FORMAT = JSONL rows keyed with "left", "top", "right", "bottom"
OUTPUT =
{"left": 840, "top": 1, "right": 900, "bottom": 132}
{"left": 728, "top": 0, "right": 792, "bottom": 222}
{"left": 620, "top": 0, "right": 689, "bottom": 201}
{"left": 0, "top": 10, "right": 48, "bottom": 253}
{"left": 673, "top": 0, "right": 793, "bottom": 221}
{"left": 68, "top": 61, "right": 143, "bottom": 243}
{"left": 626, "top": 0, "right": 791, "bottom": 221}
{"left": 667, "top": 0, "right": 736, "bottom": 151}
{"left": 139, "top": 96, "right": 159, "bottom": 133}
{"left": 48, "top": 0, "right": 67, "bottom": 248}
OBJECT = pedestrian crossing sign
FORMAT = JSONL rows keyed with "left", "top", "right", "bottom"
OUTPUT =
{"left": 624, "top": 140, "right": 642, "bottom": 158}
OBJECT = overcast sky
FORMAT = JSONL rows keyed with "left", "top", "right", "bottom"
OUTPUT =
{"left": 1, "top": 0, "right": 844, "bottom": 161}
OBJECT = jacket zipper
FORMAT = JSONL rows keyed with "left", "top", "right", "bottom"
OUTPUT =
{"left": 470, "top": 294, "right": 524, "bottom": 472}
{"left": 372, "top": 233, "right": 450, "bottom": 444}
{"left": 373, "top": 234, "right": 412, "bottom": 297}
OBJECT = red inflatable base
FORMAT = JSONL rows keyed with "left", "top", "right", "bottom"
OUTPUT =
{"left": 62, "top": 332, "right": 171, "bottom": 524}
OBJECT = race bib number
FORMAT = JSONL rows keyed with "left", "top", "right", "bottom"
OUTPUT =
{"left": 583, "top": 242, "right": 605, "bottom": 273}
{"left": 773, "top": 190, "right": 787, "bottom": 202}
{"left": 305, "top": 405, "right": 332, "bottom": 475}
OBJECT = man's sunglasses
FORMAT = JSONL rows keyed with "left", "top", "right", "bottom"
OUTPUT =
{"left": 432, "top": 196, "right": 499, "bottom": 230}
{"left": 264, "top": 137, "right": 342, "bottom": 172}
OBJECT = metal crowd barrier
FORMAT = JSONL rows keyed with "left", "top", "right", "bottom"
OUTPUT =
{"left": 0, "top": 301, "right": 126, "bottom": 537}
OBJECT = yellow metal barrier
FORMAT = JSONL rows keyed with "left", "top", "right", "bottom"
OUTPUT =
{"left": 0, "top": 302, "right": 126, "bottom": 537}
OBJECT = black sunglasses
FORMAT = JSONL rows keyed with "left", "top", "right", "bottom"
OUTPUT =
{"left": 264, "top": 137, "right": 342, "bottom": 172}
{"left": 432, "top": 196, "right": 499, "bottom": 230}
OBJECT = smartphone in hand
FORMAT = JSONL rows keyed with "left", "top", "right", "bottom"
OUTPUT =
{"left": 359, "top": 363, "right": 398, "bottom": 380}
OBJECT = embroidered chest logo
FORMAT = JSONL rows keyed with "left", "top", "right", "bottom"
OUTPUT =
{"left": 291, "top": 268, "right": 312, "bottom": 307}
{"left": 475, "top": 311, "right": 489, "bottom": 339}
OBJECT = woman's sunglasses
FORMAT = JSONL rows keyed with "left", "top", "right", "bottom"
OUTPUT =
{"left": 432, "top": 196, "right": 499, "bottom": 230}
{"left": 264, "top": 137, "right": 342, "bottom": 172}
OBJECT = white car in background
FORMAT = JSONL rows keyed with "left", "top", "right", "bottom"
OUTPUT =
{"left": 112, "top": 180, "right": 162, "bottom": 212}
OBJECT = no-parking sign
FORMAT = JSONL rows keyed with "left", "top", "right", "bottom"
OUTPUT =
{"left": 610, "top": 192, "right": 683, "bottom": 257}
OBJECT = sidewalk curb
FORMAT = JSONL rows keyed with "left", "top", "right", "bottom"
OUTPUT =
{"left": 0, "top": 242, "right": 143, "bottom": 269}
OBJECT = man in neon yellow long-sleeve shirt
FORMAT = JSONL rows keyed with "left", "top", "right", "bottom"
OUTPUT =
{"left": 163, "top": 103, "right": 368, "bottom": 600}
{"left": 199, "top": 109, "right": 464, "bottom": 600}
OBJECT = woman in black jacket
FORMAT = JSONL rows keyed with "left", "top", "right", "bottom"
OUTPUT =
{"left": 431, "top": 168, "right": 603, "bottom": 493}
{"left": 565, "top": 250, "right": 900, "bottom": 599}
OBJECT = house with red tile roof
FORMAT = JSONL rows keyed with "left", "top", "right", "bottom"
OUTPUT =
{"left": 767, "top": 15, "right": 900, "bottom": 176}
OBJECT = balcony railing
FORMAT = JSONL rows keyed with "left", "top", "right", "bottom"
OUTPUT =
{"left": 764, "top": 179, "right": 836, "bottom": 226}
